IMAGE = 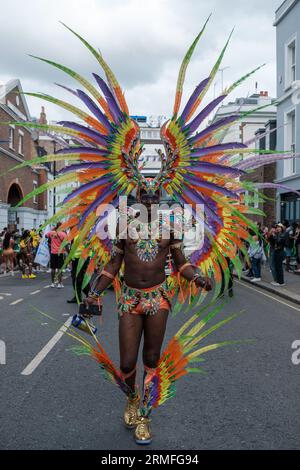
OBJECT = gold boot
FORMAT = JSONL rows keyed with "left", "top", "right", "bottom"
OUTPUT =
{"left": 134, "top": 415, "right": 152, "bottom": 445}
{"left": 124, "top": 394, "right": 140, "bottom": 429}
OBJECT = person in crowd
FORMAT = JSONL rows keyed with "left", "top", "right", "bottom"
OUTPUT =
{"left": 268, "top": 223, "right": 286, "bottom": 287}
{"left": 13, "top": 231, "right": 22, "bottom": 271}
{"left": 20, "top": 230, "right": 36, "bottom": 279}
{"left": 1, "top": 231, "right": 15, "bottom": 275}
{"left": 283, "top": 220, "right": 295, "bottom": 273}
{"left": 46, "top": 222, "right": 68, "bottom": 288}
{"left": 294, "top": 222, "right": 300, "bottom": 274}
{"left": 248, "top": 230, "right": 264, "bottom": 282}
{"left": 67, "top": 239, "right": 90, "bottom": 304}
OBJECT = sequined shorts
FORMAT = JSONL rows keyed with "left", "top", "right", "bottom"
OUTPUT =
{"left": 118, "top": 281, "right": 172, "bottom": 318}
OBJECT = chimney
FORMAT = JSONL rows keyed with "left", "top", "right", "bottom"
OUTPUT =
{"left": 39, "top": 106, "right": 47, "bottom": 125}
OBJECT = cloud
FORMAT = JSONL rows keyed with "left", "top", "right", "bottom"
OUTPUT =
{"left": 0, "top": 0, "right": 280, "bottom": 121}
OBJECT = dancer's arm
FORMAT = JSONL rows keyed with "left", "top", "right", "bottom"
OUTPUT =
{"left": 84, "top": 238, "right": 125, "bottom": 309}
{"left": 170, "top": 240, "right": 212, "bottom": 291}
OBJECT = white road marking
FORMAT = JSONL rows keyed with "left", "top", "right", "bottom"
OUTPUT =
{"left": 0, "top": 296, "right": 3, "bottom": 300}
{"left": 44, "top": 285, "right": 51, "bottom": 289}
{"left": 0, "top": 293, "right": 12, "bottom": 296}
{"left": 10, "top": 299, "right": 23, "bottom": 306}
{"left": 62, "top": 313, "right": 70, "bottom": 317}
{"left": 30, "top": 290, "right": 41, "bottom": 295}
{"left": 236, "top": 280, "right": 300, "bottom": 313}
{"left": 21, "top": 317, "right": 72, "bottom": 376}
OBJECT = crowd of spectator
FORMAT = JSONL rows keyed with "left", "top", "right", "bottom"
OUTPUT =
{"left": 244, "top": 220, "right": 300, "bottom": 287}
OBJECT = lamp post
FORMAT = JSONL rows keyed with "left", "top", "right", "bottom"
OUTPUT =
{"left": 219, "top": 66, "right": 230, "bottom": 93}
{"left": 52, "top": 140, "right": 57, "bottom": 215}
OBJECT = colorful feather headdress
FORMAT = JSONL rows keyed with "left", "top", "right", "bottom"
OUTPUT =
{"left": 2, "top": 18, "right": 299, "bottom": 298}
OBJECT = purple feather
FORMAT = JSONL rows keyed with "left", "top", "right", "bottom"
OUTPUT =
{"left": 174, "top": 188, "right": 220, "bottom": 231}
{"left": 175, "top": 187, "right": 223, "bottom": 226}
{"left": 236, "top": 152, "right": 300, "bottom": 171}
{"left": 78, "top": 186, "right": 114, "bottom": 227}
{"left": 56, "top": 147, "right": 109, "bottom": 156}
{"left": 254, "top": 183, "right": 300, "bottom": 197}
{"left": 187, "top": 162, "right": 245, "bottom": 176}
{"left": 183, "top": 95, "right": 227, "bottom": 135}
{"left": 189, "top": 115, "right": 239, "bottom": 145}
{"left": 76, "top": 90, "right": 114, "bottom": 132}
{"left": 63, "top": 176, "right": 111, "bottom": 203}
{"left": 58, "top": 162, "right": 109, "bottom": 175}
{"left": 58, "top": 121, "right": 108, "bottom": 147}
{"left": 54, "top": 82, "right": 79, "bottom": 97}
{"left": 93, "top": 73, "right": 124, "bottom": 123}
{"left": 187, "top": 174, "right": 238, "bottom": 199}
{"left": 190, "top": 142, "right": 247, "bottom": 158}
{"left": 180, "top": 77, "right": 210, "bottom": 123}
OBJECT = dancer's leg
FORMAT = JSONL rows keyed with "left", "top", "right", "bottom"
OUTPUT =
{"left": 119, "top": 313, "right": 143, "bottom": 394}
{"left": 142, "top": 309, "right": 169, "bottom": 371}
{"left": 134, "top": 308, "right": 169, "bottom": 445}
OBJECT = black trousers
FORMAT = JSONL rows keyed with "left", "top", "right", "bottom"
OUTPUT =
{"left": 71, "top": 258, "right": 90, "bottom": 301}
{"left": 273, "top": 250, "right": 285, "bottom": 285}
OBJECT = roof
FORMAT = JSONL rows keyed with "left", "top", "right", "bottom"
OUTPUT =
{"left": 274, "top": 0, "right": 299, "bottom": 26}
{"left": 0, "top": 79, "right": 31, "bottom": 120}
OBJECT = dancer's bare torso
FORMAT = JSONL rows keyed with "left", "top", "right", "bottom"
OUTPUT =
{"left": 122, "top": 237, "right": 172, "bottom": 289}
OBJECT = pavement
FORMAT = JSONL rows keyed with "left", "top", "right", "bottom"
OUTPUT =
{"left": 236, "top": 264, "right": 300, "bottom": 305}
{"left": 1, "top": 271, "right": 300, "bottom": 450}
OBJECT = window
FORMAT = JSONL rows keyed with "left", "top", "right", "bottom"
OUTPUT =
{"left": 18, "top": 132, "right": 24, "bottom": 155}
{"left": 284, "top": 109, "right": 296, "bottom": 177}
{"left": 33, "top": 181, "right": 38, "bottom": 204}
{"left": 9, "top": 127, "right": 14, "bottom": 149}
{"left": 286, "top": 38, "right": 296, "bottom": 88}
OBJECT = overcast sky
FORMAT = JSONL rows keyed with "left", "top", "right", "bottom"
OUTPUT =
{"left": 0, "top": 0, "right": 282, "bottom": 122}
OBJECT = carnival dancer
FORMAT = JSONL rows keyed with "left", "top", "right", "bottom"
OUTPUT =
{"left": 84, "top": 185, "right": 212, "bottom": 444}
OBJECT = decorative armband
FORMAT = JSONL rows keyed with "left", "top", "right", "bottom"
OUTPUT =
{"left": 101, "top": 269, "right": 115, "bottom": 280}
{"left": 179, "top": 262, "right": 193, "bottom": 274}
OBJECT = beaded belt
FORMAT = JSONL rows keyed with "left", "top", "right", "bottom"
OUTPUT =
{"left": 118, "top": 281, "right": 172, "bottom": 317}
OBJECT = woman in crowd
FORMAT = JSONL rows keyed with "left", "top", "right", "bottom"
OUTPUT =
{"left": 20, "top": 230, "right": 36, "bottom": 279}
{"left": 295, "top": 222, "right": 300, "bottom": 274}
{"left": 248, "top": 231, "right": 264, "bottom": 282}
{"left": 268, "top": 223, "right": 286, "bottom": 287}
{"left": 1, "top": 231, "right": 15, "bottom": 275}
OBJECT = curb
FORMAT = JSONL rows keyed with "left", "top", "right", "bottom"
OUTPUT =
{"left": 234, "top": 273, "right": 300, "bottom": 306}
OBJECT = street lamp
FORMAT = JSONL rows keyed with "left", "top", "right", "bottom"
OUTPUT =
{"left": 52, "top": 139, "right": 57, "bottom": 215}
{"left": 218, "top": 66, "right": 230, "bottom": 93}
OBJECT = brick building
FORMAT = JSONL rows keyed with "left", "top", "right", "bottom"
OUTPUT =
{"left": 0, "top": 79, "right": 48, "bottom": 230}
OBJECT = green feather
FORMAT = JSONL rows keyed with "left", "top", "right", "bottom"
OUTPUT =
{"left": 173, "top": 14, "right": 211, "bottom": 116}
{"left": 15, "top": 172, "right": 77, "bottom": 207}
{"left": 29, "top": 54, "right": 103, "bottom": 103}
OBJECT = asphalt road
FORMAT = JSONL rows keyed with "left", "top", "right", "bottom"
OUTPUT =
{"left": 0, "top": 271, "right": 300, "bottom": 450}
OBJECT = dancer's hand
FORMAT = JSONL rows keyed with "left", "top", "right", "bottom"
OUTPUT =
{"left": 82, "top": 296, "right": 102, "bottom": 317}
{"left": 195, "top": 276, "right": 212, "bottom": 291}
